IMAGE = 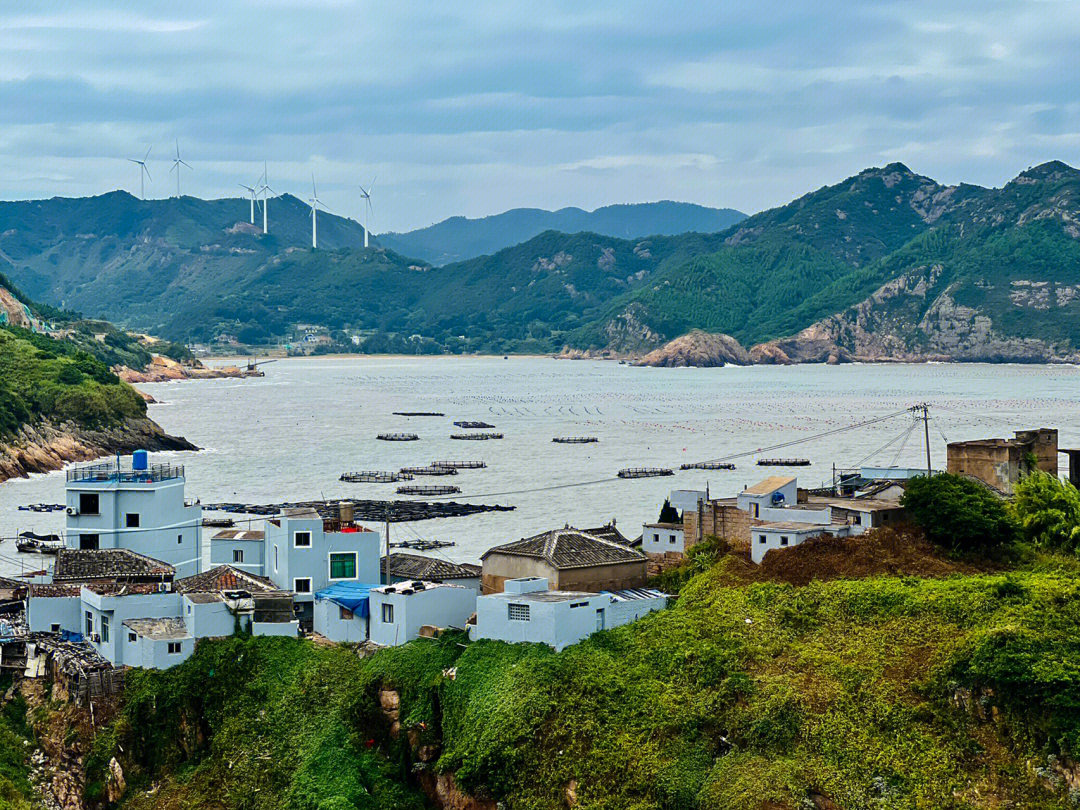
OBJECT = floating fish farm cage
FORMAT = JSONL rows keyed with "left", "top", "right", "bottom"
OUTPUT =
{"left": 393, "top": 411, "right": 445, "bottom": 417}
{"left": 377, "top": 433, "right": 420, "bottom": 441}
{"left": 757, "top": 458, "right": 811, "bottom": 466}
{"left": 430, "top": 460, "right": 487, "bottom": 469}
{"left": 397, "top": 484, "right": 461, "bottom": 496}
{"left": 400, "top": 466, "right": 458, "bottom": 476}
{"left": 340, "top": 471, "right": 413, "bottom": 483}
{"left": 617, "top": 467, "right": 675, "bottom": 479}
{"left": 450, "top": 432, "right": 504, "bottom": 440}
{"left": 453, "top": 420, "right": 495, "bottom": 429}
{"left": 553, "top": 436, "right": 599, "bottom": 444}
{"left": 680, "top": 461, "right": 735, "bottom": 470}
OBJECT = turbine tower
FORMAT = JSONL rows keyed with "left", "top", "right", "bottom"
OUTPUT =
{"left": 239, "top": 183, "right": 258, "bottom": 224}
{"left": 359, "top": 176, "right": 375, "bottom": 248}
{"left": 309, "top": 174, "right": 325, "bottom": 249}
{"left": 170, "top": 140, "right": 192, "bottom": 198}
{"left": 128, "top": 146, "right": 152, "bottom": 199}
{"left": 256, "top": 161, "right": 275, "bottom": 234}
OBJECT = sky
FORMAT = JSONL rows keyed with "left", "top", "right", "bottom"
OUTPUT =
{"left": 1, "top": 0, "right": 1079, "bottom": 232}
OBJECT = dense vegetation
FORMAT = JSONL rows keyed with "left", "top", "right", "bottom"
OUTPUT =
{"left": 84, "top": 544, "right": 1080, "bottom": 809}
{"left": 901, "top": 473, "right": 1018, "bottom": 552}
{"left": 379, "top": 201, "right": 746, "bottom": 265}
{"left": 3, "top": 162, "right": 1080, "bottom": 356}
{"left": 0, "top": 325, "right": 146, "bottom": 438}
{"left": 0, "top": 675, "right": 35, "bottom": 810}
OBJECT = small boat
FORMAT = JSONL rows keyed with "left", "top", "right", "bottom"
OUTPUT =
{"left": 16, "top": 533, "right": 64, "bottom": 555}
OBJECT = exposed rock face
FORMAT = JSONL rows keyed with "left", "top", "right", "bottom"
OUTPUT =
{"left": 115, "top": 354, "right": 246, "bottom": 384}
{"left": 634, "top": 330, "right": 750, "bottom": 367}
{"left": 0, "top": 417, "right": 197, "bottom": 482}
{"left": 750, "top": 264, "right": 1080, "bottom": 364}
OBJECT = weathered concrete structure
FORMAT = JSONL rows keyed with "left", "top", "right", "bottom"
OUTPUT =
{"left": 947, "top": 428, "right": 1058, "bottom": 494}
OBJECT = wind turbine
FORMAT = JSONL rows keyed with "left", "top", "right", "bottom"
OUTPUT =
{"left": 359, "top": 176, "right": 375, "bottom": 248}
{"left": 256, "top": 161, "right": 275, "bottom": 234}
{"left": 239, "top": 183, "right": 258, "bottom": 224}
{"left": 128, "top": 146, "right": 152, "bottom": 199}
{"left": 170, "top": 140, "right": 192, "bottom": 198}
{"left": 309, "top": 174, "right": 327, "bottom": 249}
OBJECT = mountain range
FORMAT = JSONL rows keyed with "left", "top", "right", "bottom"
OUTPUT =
{"left": 2, "top": 161, "right": 1079, "bottom": 362}
{"left": 378, "top": 201, "right": 747, "bottom": 264}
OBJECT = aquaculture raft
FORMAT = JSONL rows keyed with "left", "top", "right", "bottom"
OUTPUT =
{"left": 391, "top": 539, "right": 455, "bottom": 551}
{"left": 617, "top": 468, "right": 674, "bottom": 479}
{"left": 450, "top": 432, "right": 503, "bottom": 440}
{"left": 757, "top": 458, "right": 811, "bottom": 467}
{"left": 553, "top": 436, "right": 598, "bottom": 444}
{"left": 397, "top": 484, "right": 461, "bottom": 496}
{"left": 431, "top": 460, "right": 487, "bottom": 469}
{"left": 202, "top": 499, "right": 514, "bottom": 521}
{"left": 400, "top": 466, "right": 458, "bottom": 476}
{"left": 393, "top": 411, "right": 445, "bottom": 417}
{"left": 377, "top": 433, "right": 420, "bottom": 442}
{"left": 340, "top": 471, "right": 413, "bottom": 483}
{"left": 453, "top": 420, "right": 495, "bottom": 429}
{"left": 202, "top": 517, "right": 236, "bottom": 528}
{"left": 680, "top": 461, "right": 735, "bottom": 470}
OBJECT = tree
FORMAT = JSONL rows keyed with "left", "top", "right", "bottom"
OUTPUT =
{"left": 1011, "top": 471, "right": 1080, "bottom": 554}
{"left": 900, "top": 473, "right": 1016, "bottom": 552}
{"left": 657, "top": 499, "right": 680, "bottom": 524}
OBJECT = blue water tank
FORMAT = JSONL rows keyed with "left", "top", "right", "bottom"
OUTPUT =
{"left": 132, "top": 449, "right": 149, "bottom": 470}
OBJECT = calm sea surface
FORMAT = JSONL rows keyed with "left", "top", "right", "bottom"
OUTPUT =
{"left": 1, "top": 356, "right": 1078, "bottom": 576}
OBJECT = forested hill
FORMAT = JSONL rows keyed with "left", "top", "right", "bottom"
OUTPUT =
{"left": 3, "top": 162, "right": 1080, "bottom": 361}
{"left": 378, "top": 201, "right": 747, "bottom": 264}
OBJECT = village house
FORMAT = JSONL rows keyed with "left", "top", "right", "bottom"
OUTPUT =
{"left": 312, "top": 581, "right": 373, "bottom": 643}
{"left": 381, "top": 553, "right": 481, "bottom": 591}
{"left": 480, "top": 526, "right": 648, "bottom": 594}
{"left": 209, "top": 529, "right": 266, "bottom": 571}
{"left": 947, "top": 428, "right": 1058, "bottom": 494}
{"left": 469, "top": 577, "right": 667, "bottom": 652}
{"left": 64, "top": 452, "right": 202, "bottom": 577}
{"left": 367, "top": 581, "right": 476, "bottom": 646}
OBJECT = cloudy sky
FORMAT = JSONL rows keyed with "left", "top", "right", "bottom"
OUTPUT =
{"left": 2, "top": 1, "right": 1078, "bottom": 231}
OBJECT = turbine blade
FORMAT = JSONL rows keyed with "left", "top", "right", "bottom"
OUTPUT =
{"left": 128, "top": 159, "right": 140, "bottom": 165}
{"left": 144, "top": 166, "right": 152, "bottom": 181}
{"left": 180, "top": 160, "right": 192, "bottom": 169}
{"left": 144, "top": 145, "right": 152, "bottom": 161}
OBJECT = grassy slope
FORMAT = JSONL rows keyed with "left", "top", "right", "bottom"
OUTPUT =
{"left": 90, "top": 550, "right": 1080, "bottom": 810}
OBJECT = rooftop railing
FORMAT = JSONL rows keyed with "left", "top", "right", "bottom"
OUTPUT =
{"left": 66, "top": 462, "right": 185, "bottom": 484}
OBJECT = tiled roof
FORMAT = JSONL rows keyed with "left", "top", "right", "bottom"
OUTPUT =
{"left": 381, "top": 553, "right": 480, "bottom": 581}
{"left": 210, "top": 529, "right": 265, "bottom": 541}
{"left": 53, "top": 549, "right": 174, "bottom": 582}
{"left": 743, "top": 476, "right": 796, "bottom": 495}
{"left": 175, "top": 565, "right": 278, "bottom": 594}
{"left": 482, "top": 527, "right": 646, "bottom": 570}
{"left": 84, "top": 582, "right": 173, "bottom": 596}
{"left": 27, "top": 583, "right": 82, "bottom": 597}
{"left": 582, "top": 522, "right": 632, "bottom": 546}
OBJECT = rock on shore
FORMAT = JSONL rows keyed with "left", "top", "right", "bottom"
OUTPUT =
{"left": 0, "top": 417, "right": 197, "bottom": 482}
{"left": 634, "top": 330, "right": 750, "bottom": 367}
{"left": 115, "top": 355, "right": 247, "bottom": 384}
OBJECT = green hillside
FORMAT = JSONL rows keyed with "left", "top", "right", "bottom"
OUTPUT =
{"left": 379, "top": 201, "right": 747, "bottom": 265}
{"left": 80, "top": 547, "right": 1080, "bottom": 809}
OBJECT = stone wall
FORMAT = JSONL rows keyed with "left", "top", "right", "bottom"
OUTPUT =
{"left": 684, "top": 502, "right": 758, "bottom": 551}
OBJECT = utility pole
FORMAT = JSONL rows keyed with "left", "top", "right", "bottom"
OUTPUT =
{"left": 915, "top": 403, "right": 932, "bottom": 476}
{"left": 383, "top": 506, "right": 390, "bottom": 586}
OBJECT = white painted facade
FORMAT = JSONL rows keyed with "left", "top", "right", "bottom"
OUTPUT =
{"left": 368, "top": 581, "right": 476, "bottom": 647}
{"left": 750, "top": 522, "right": 852, "bottom": 564}
{"left": 737, "top": 477, "right": 798, "bottom": 518}
{"left": 641, "top": 523, "right": 685, "bottom": 554}
{"left": 668, "top": 490, "right": 707, "bottom": 515}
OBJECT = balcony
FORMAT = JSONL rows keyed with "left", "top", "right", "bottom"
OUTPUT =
{"left": 66, "top": 462, "right": 185, "bottom": 484}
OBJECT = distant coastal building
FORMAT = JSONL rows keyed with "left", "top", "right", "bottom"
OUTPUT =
{"left": 947, "top": 428, "right": 1058, "bottom": 494}
{"left": 64, "top": 452, "right": 202, "bottom": 578}
{"left": 480, "top": 527, "right": 648, "bottom": 594}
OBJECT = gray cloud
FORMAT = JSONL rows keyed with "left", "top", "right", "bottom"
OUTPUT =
{"left": 0, "top": 0, "right": 1077, "bottom": 230}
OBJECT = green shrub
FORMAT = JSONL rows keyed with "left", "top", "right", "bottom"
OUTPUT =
{"left": 1012, "top": 472, "right": 1080, "bottom": 554}
{"left": 901, "top": 472, "right": 1017, "bottom": 552}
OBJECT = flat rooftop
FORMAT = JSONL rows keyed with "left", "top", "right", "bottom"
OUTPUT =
{"left": 489, "top": 589, "right": 597, "bottom": 603}
{"left": 123, "top": 617, "right": 190, "bottom": 640}
{"left": 66, "top": 461, "right": 184, "bottom": 484}
{"left": 374, "top": 580, "right": 467, "bottom": 594}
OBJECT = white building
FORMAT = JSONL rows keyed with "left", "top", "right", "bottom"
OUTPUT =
{"left": 64, "top": 452, "right": 202, "bottom": 578}
{"left": 313, "top": 581, "right": 374, "bottom": 643}
{"left": 469, "top": 577, "right": 667, "bottom": 652}
{"left": 750, "top": 521, "right": 852, "bottom": 564}
{"left": 368, "top": 581, "right": 476, "bottom": 647}
{"left": 736, "top": 476, "right": 798, "bottom": 518}
{"left": 641, "top": 523, "right": 685, "bottom": 554}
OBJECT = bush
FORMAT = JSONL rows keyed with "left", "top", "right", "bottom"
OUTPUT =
{"left": 1012, "top": 472, "right": 1080, "bottom": 554}
{"left": 901, "top": 473, "right": 1016, "bottom": 552}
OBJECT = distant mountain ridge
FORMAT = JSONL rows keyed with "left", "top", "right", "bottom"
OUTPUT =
{"left": 378, "top": 201, "right": 747, "bottom": 264}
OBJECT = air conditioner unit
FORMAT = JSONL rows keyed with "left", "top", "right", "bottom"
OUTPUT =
{"left": 66, "top": 506, "right": 79, "bottom": 517}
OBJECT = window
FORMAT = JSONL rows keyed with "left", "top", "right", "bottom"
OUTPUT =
{"left": 233, "top": 549, "right": 244, "bottom": 563}
{"left": 596, "top": 608, "right": 605, "bottom": 631}
{"left": 50, "top": 623, "right": 61, "bottom": 634}
{"left": 758, "top": 535, "right": 767, "bottom": 544}
{"left": 101, "top": 615, "right": 110, "bottom": 643}
{"left": 852, "top": 513, "right": 862, "bottom": 525}
{"left": 80, "top": 534, "right": 99, "bottom": 550}
{"left": 125, "top": 513, "right": 140, "bottom": 528}
{"left": 339, "top": 606, "right": 354, "bottom": 620}
{"left": 381, "top": 603, "right": 394, "bottom": 623}
{"left": 85, "top": 611, "right": 93, "bottom": 636}
{"left": 294, "top": 531, "right": 312, "bottom": 548}
{"left": 669, "top": 534, "right": 676, "bottom": 544}
{"left": 294, "top": 578, "right": 312, "bottom": 594}
{"left": 177, "top": 533, "right": 183, "bottom": 544}
{"left": 780, "top": 536, "right": 789, "bottom": 546}
{"left": 167, "top": 641, "right": 182, "bottom": 654}
{"left": 274, "top": 545, "right": 279, "bottom": 572}
{"left": 128, "top": 632, "right": 137, "bottom": 643}
{"left": 569, "top": 601, "right": 588, "bottom": 608}
{"left": 187, "top": 604, "right": 192, "bottom": 614}
{"left": 507, "top": 603, "right": 530, "bottom": 622}
{"left": 329, "top": 552, "right": 357, "bottom": 580}
{"left": 79, "top": 493, "right": 99, "bottom": 515}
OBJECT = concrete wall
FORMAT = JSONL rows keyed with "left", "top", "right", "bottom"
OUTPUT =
{"left": 758, "top": 505, "right": 831, "bottom": 524}
{"left": 668, "top": 490, "right": 707, "bottom": 514}
{"left": 27, "top": 595, "right": 81, "bottom": 634}
{"left": 481, "top": 554, "right": 646, "bottom": 594}
{"left": 81, "top": 589, "right": 182, "bottom": 666}
{"left": 750, "top": 525, "right": 852, "bottom": 564}
{"left": 67, "top": 477, "right": 202, "bottom": 578}
{"left": 947, "top": 430, "right": 1057, "bottom": 495}
{"left": 183, "top": 596, "right": 237, "bottom": 639}
{"left": 266, "top": 516, "right": 381, "bottom": 602}
{"left": 737, "top": 479, "right": 798, "bottom": 514}
{"left": 122, "top": 632, "right": 195, "bottom": 669}
{"left": 209, "top": 539, "right": 266, "bottom": 574}
{"left": 642, "top": 524, "right": 684, "bottom": 554}
{"left": 313, "top": 597, "right": 369, "bottom": 643}
{"left": 252, "top": 620, "right": 299, "bottom": 637}
{"left": 368, "top": 585, "right": 476, "bottom": 647}
{"left": 606, "top": 594, "right": 668, "bottom": 626}
{"left": 472, "top": 592, "right": 608, "bottom": 652}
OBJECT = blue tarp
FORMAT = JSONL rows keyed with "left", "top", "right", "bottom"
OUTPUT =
{"left": 314, "top": 582, "right": 375, "bottom": 617}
